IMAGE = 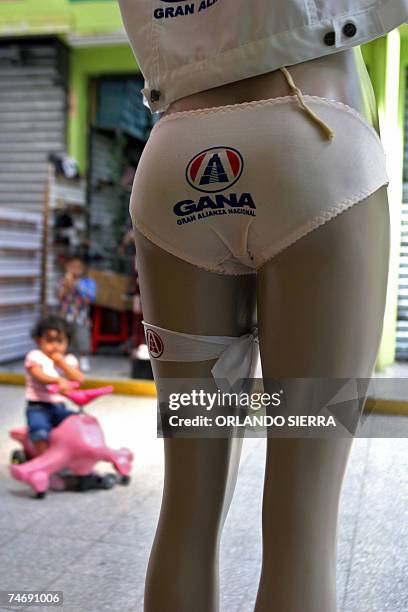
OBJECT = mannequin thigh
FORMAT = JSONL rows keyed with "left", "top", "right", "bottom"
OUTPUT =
{"left": 134, "top": 226, "right": 256, "bottom": 339}
{"left": 257, "top": 185, "right": 390, "bottom": 379}
{"left": 133, "top": 223, "right": 257, "bottom": 534}
{"left": 253, "top": 186, "right": 389, "bottom": 611}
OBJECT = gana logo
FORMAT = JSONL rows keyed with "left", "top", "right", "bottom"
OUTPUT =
{"left": 186, "top": 146, "right": 243, "bottom": 194}
{"left": 146, "top": 329, "right": 164, "bottom": 358}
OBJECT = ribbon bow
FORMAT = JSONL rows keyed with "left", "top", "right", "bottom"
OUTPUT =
{"left": 211, "top": 326, "right": 259, "bottom": 393}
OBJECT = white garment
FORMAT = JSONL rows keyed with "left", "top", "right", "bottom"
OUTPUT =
{"left": 117, "top": 0, "right": 408, "bottom": 114}
{"left": 142, "top": 320, "right": 259, "bottom": 393}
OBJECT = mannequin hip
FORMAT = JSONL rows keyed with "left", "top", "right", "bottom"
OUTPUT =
{"left": 162, "top": 47, "right": 378, "bottom": 133}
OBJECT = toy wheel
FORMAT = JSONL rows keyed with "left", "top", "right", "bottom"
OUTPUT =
{"left": 120, "top": 475, "right": 131, "bottom": 486}
{"left": 11, "top": 449, "right": 26, "bottom": 465}
{"left": 36, "top": 492, "right": 46, "bottom": 499}
{"left": 77, "top": 474, "right": 100, "bottom": 492}
{"left": 101, "top": 474, "right": 117, "bottom": 490}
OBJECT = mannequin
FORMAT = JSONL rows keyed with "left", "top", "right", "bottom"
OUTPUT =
{"left": 133, "top": 47, "right": 390, "bottom": 611}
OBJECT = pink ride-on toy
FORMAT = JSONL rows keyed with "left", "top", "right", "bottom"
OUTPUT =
{"left": 9, "top": 383, "right": 134, "bottom": 498}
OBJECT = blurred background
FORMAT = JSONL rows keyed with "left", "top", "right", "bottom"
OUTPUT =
{"left": 0, "top": 0, "right": 165, "bottom": 384}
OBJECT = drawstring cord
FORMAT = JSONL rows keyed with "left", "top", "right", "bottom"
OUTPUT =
{"left": 279, "top": 66, "right": 335, "bottom": 141}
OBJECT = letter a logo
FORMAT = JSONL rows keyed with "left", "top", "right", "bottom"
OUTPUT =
{"left": 146, "top": 329, "right": 164, "bottom": 358}
{"left": 186, "top": 146, "right": 244, "bottom": 193}
{"left": 200, "top": 153, "right": 228, "bottom": 186}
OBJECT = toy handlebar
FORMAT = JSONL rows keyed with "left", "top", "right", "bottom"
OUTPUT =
{"left": 48, "top": 381, "right": 80, "bottom": 394}
{"left": 47, "top": 381, "right": 114, "bottom": 407}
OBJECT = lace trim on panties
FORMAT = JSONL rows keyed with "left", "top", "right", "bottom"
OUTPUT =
{"left": 256, "top": 179, "right": 390, "bottom": 269}
{"left": 155, "top": 93, "right": 384, "bottom": 149}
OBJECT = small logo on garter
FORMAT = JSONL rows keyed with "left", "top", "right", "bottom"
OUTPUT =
{"left": 186, "top": 146, "right": 243, "bottom": 193}
{"left": 146, "top": 329, "right": 164, "bottom": 358}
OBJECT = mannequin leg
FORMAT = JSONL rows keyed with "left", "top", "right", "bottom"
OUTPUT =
{"left": 254, "top": 185, "right": 390, "bottom": 612}
{"left": 134, "top": 226, "right": 256, "bottom": 612}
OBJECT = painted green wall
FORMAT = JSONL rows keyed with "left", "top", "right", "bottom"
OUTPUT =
{"left": 0, "top": 0, "right": 122, "bottom": 36}
{"left": 362, "top": 36, "right": 387, "bottom": 109}
{"left": 68, "top": 45, "right": 139, "bottom": 171}
{"left": 356, "top": 37, "right": 397, "bottom": 371}
{"left": 375, "top": 29, "right": 404, "bottom": 370}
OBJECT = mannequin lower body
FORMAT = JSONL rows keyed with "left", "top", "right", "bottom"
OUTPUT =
{"left": 133, "top": 47, "right": 390, "bottom": 611}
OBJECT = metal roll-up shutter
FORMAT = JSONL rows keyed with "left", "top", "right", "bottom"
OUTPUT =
{"left": 0, "top": 208, "right": 42, "bottom": 363}
{"left": 0, "top": 36, "right": 68, "bottom": 213}
{"left": 396, "top": 69, "right": 408, "bottom": 360}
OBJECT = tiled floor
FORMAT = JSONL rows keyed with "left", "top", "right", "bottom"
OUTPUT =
{"left": 0, "top": 384, "right": 407, "bottom": 612}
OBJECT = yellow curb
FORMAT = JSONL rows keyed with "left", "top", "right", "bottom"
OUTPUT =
{"left": 0, "top": 372, "right": 157, "bottom": 397}
{"left": 365, "top": 397, "right": 408, "bottom": 417}
{"left": 82, "top": 377, "right": 157, "bottom": 397}
{"left": 0, "top": 373, "right": 24, "bottom": 386}
{"left": 0, "top": 372, "right": 406, "bottom": 412}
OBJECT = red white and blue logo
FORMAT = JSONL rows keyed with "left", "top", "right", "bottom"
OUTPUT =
{"left": 186, "top": 146, "right": 244, "bottom": 193}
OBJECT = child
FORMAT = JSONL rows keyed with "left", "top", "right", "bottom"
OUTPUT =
{"left": 25, "top": 315, "right": 84, "bottom": 456}
{"left": 57, "top": 254, "right": 95, "bottom": 372}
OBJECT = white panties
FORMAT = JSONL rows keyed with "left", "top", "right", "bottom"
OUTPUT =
{"left": 130, "top": 66, "right": 389, "bottom": 275}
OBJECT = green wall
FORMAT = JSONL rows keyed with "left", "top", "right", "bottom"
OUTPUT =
{"left": 0, "top": 0, "right": 122, "bottom": 36}
{"left": 68, "top": 45, "right": 139, "bottom": 172}
{"left": 352, "top": 37, "right": 399, "bottom": 371}
{"left": 376, "top": 28, "right": 404, "bottom": 370}
{"left": 363, "top": 36, "right": 387, "bottom": 110}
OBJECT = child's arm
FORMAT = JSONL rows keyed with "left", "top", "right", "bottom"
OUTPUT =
{"left": 28, "top": 364, "right": 71, "bottom": 393}
{"left": 51, "top": 353, "right": 85, "bottom": 385}
{"left": 56, "top": 282, "right": 66, "bottom": 301}
{"left": 57, "top": 273, "right": 76, "bottom": 300}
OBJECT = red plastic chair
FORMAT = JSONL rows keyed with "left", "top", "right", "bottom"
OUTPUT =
{"left": 91, "top": 306, "right": 129, "bottom": 353}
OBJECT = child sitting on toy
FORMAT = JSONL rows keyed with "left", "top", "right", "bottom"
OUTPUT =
{"left": 25, "top": 315, "right": 84, "bottom": 456}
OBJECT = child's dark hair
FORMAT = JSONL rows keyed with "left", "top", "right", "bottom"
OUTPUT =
{"left": 65, "top": 253, "right": 83, "bottom": 263}
{"left": 31, "top": 315, "right": 72, "bottom": 342}
{"left": 64, "top": 251, "right": 88, "bottom": 265}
